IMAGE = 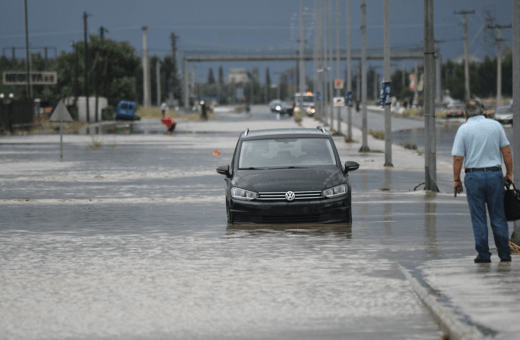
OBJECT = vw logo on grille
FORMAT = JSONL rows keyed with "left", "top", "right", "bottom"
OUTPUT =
{"left": 285, "top": 191, "right": 295, "bottom": 201}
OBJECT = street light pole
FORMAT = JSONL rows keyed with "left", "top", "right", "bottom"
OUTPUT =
{"left": 359, "top": 0, "right": 369, "bottom": 152}
{"left": 346, "top": 0, "right": 352, "bottom": 141}
{"left": 488, "top": 24, "right": 512, "bottom": 107}
{"left": 383, "top": 0, "right": 392, "bottom": 167}
{"left": 455, "top": 10, "right": 474, "bottom": 103}
{"left": 424, "top": 0, "right": 438, "bottom": 191}
{"left": 24, "top": 0, "right": 31, "bottom": 98}
{"left": 335, "top": 0, "right": 341, "bottom": 134}
{"left": 83, "top": 12, "right": 90, "bottom": 122}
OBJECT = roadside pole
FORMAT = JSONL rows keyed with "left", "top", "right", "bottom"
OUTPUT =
{"left": 424, "top": 0, "right": 438, "bottom": 191}
{"left": 328, "top": 0, "right": 334, "bottom": 129}
{"left": 60, "top": 99, "right": 63, "bottom": 159}
{"left": 383, "top": 0, "right": 393, "bottom": 167}
{"left": 513, "top": 0, "right": 520, "bottom": 245}
{"left": 488, "top": 24, "right": 512, "bottom": 107}
{"left": 346, "top": 0, "right": 352, "bottom": 141}
{"left": 335, "top": 0, "right": 341, "bottom": 134}
{"left": 455, "top": 10, "right": 474, "bottom": 104}
{"left": 359, "top": 0, "right": 369, "bottom": 152}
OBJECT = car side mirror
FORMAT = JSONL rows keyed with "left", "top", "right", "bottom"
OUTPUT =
{"left": 216, "top": 165, "right": 231, "bottom": 177}
{"left": 344, "top": 161, "right": 360, "bottom": 173}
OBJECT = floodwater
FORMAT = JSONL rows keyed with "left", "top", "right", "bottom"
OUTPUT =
{"left": 1, "top": 110, "right": 485, "bottom": 339}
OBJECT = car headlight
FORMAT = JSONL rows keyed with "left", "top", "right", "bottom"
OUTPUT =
{"left": 231, "top": 187, "right": 258, "bottom": 201}
{"left": 275, "top": 105, "right": 281, "bottom": 111}
{"left": 322, "top": 184, "right": 347, "bottom": 198}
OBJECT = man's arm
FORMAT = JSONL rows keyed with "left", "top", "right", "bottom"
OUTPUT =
{"left": 453, "top": 156, "right": 464, "bottom": 193}
{"left": 501, "top": 145, "right": 513, "bottom": 183}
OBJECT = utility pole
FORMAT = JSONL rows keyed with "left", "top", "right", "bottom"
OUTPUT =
{"left": 335, "top": 0, "right": 341, "bottom": 134}
{"left": 383, "top": 0, "right": 392, "bottom": 167}
{"left": 170, "top": 33, "right": 179, "bottom": 104}
{"left": 359, "top": 0, "right": 369, "bottom": 152}
{"left": 142, "top": 26, "right": 151, "bottom": 108}
{"left": 346, "top": 0, "right": 352, "bottom": 141}
{"left": 434, "top": 40, "right": 443, "bottom": 103}
{"left": 328, "top": 0, "right": 334, "bottom": 129}
{"left": 512, "top": 0, "right": 520, "bottom": 245}
{"left": 24, "top": 0, "right": 31, "bottom": 98}
{"left": 298, "top": 1, "right": 306, "bottom": 95}
{"left": 455, "top": 10, "right": 474, "bottom": 103}
{"left": 156, "top": 59, "right": 161, "bottom": 106}
{"left": 424, "top": 0, "right": 438, "bottom": 192}
{"left": 322, "top": 4, "right": 329, "bottom": 126}
{"left": 83, "top": 12, "right": 90, "bottom": 122}
{"left": 488, "top": 24, "right": 512, "bottom": 107}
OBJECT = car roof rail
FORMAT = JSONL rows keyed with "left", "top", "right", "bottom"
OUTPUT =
{"left": 244, "top": 128, "right": 249, "bottom": 136}
{"left": 316, "top": 126, "right": 327, "bottom": 134}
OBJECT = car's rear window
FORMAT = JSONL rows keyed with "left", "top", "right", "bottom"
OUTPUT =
{"left": 239, "top": 137, "right": 336, "bottom": 168}
{"left": 496, "top": 107, "right": 512, "bottom": 114}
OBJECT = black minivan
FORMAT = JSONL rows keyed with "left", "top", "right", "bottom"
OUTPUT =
{"left": 216, "top": 127, "right": 359, "bottom": 225}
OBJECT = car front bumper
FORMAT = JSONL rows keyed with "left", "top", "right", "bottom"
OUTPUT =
{"left": 229, "top": 195, "right": 351, "bottom": 225}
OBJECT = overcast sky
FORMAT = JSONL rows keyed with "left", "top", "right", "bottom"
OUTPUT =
{"left": 0, "top": 0, "right": 514, "bottom": 83}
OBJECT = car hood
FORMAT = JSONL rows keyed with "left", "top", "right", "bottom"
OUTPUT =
{"left": 233, "top": 166, "right": 344, "bottom": 192}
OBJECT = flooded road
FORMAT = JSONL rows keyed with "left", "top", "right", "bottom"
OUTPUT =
{"left": 0, "top": 108, "right": 485, "bottom": 339}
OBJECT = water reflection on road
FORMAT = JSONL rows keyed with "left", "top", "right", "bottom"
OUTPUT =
{"left": 1, "top": 112, "right": 480, "bottom": 339}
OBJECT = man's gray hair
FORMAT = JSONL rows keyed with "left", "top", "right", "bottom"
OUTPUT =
{"left": 465, "top": 101, "right": 483, "bottom": 117}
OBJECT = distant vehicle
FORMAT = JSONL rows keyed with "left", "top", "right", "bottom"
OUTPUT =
{"left": 294, "top": 92, "right": 316, "bottom": 116}
{"left": 494, "top": 106, "right": 513, "bottom": 125}
{"left": 482, "top": 103, "right": 495, "bottom": 119}
{"left": 269, "top": 100, "right": 287, "bottom": 114}
{"left": 216, "top": 127, "right": 360, "bottom": 225}
{"left": 444, "top": 102, "right": 465, "bottom": 119}
{"left": 115, "top": 100, "right": 140, "bottom": 120}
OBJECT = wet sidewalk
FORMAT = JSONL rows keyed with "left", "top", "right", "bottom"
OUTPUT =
{"left": 299, "top": 111, "right": 520, "bottom": 340}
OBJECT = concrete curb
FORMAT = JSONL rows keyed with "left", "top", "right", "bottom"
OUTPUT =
{"left": 398, "top": 265, "right": 486, "bottom": 340}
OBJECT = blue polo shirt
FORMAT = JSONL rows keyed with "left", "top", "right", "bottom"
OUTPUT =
{"left": 451, "top": 115, "right": 509, "bottom": 168}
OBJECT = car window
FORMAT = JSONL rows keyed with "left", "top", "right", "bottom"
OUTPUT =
{"left": 496, "top": 107, "right": 512, "bottom": 114}
{"left": 239, "top": 138, "right": 336, "bottom": 168}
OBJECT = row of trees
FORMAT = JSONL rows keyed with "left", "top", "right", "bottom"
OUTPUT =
{"left": 0, "top": 32, "right": 513, "bottom": 110}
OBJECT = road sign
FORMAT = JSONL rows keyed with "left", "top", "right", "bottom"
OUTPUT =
{"left": 334, "top": 79, "right": 344, "bottom": 89}
{"left": 49, "top": 100, "right": 73, "bottom": 122}
{"left": 3, "top": 71, "right": 58, "bottom": 85}
{"left": 345, "top": 92, "right": 352, "bottom": 107}
{"left": 380, "top": 82, "right": 392, "bottom": 107}
{"left": 333, "top": 97, "right": 345, "bottom": 107}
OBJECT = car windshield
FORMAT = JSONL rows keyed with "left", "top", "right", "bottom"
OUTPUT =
{"left": 450, "top": 104, "right": 464, "bottom": 110}
{"left": 303, "top": 96, "right": 314, "bottom": 102}
{"left": 238, "top": 137, "right": 336, "bottom": 169}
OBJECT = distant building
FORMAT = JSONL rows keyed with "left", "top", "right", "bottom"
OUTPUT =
{"left": 226, "top": 68, "right": 249, "bottom": 84}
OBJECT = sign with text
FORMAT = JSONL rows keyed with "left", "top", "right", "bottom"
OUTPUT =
{"left": 334, "top": 79, "right": 344, "bottom": 89}
{"left": 3, "top": 72, "right": 58, "bottom": 85}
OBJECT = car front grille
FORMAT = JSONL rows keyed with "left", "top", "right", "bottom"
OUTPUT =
{"left": 257, "top": 191, "right": 323, "bottom": 201}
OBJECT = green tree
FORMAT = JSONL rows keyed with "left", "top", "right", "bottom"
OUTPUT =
{"left": 207, "top": 68, "right": 215, "bottom": 84}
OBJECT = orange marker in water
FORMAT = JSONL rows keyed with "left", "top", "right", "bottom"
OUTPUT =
{"left": 214, "top": 150, "right": 221, "bottom": 156}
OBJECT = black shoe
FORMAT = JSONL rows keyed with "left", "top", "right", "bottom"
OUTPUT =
{"left": 500, "top": 256, "right": 512, "bottom": 262}
{"left": 474, "top": 255, "right": 491, "bottom": 263}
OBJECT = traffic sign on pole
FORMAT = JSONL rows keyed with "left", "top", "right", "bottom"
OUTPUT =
{"left": 334, "top": 79, "right": 344, "bottom": 89}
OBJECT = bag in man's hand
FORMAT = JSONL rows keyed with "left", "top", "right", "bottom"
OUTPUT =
{"left": 504, "top": 180, "right": 520, "bottom": 221}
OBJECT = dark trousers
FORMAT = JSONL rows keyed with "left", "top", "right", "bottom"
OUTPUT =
{"left": 464, "top": 169, "right": 510, "bottom": 259}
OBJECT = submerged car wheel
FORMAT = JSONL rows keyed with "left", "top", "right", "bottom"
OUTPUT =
{"left": 226, "top": 202, "right": 233, "bottom": 224}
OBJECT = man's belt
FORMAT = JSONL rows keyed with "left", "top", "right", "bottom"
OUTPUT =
{"left": 465, "top": 166, "right": 501, "bottom": 173}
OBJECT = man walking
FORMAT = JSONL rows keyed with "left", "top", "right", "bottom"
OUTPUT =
{"left": 452, "top": 101, "right": 513, "bottom": 263}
